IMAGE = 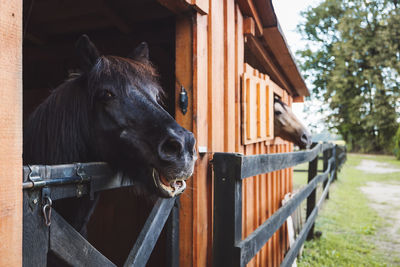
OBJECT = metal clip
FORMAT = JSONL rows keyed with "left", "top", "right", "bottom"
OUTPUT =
{"left": 42, "top": 195, "right": 52, "bottom": 227}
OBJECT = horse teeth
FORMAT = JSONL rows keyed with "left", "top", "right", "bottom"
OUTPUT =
{"left": 171, "top": 181, "right": 179, "bottom": 190}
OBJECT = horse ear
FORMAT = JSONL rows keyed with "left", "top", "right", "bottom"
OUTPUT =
{"left": 129, "top": 42, "right": 149, "bottom": 61}
{"left": 75, "top": 34, "right": 100, "bottom": 72}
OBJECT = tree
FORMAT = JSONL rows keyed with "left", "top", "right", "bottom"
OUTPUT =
{"left": 298, "top": 0, "right": 400, "bottom": 153}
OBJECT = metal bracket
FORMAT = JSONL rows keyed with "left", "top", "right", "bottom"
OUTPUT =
{"left": 76, "top": 164, "right": 93, "bottom": 199}
{"left": 41, "top": 187, "right": 51, "bottom": 204}
{"left": 28, "top": 165, "right": 46, "bottom": 188}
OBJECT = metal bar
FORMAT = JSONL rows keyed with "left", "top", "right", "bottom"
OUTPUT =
{"left": 281, "top": 161, "right": 336, "bottom": 267}
{"left": 306, "top": 143, "right": 318, "bottom": 240}
{"left": 23, "top": 175, "right": 89, "bottom": 189}
{"left": 23, "top": 163, "right": 138, "bottom": 201}
{"left": 123, "top": 198, "right": 175, "bottom": 267}
{"left": 49, "top": 210, "right": 116, "bottom": 267}
{"left": 240, "top": 143, "right": 333, "bottom": 179}
{"left": 236, "top": 159, "right": 333, "bottom": 266}
{"left": 213, "top": 153, "right": 243, "bottom": 267}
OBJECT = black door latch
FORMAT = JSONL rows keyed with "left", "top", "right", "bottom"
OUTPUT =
{"left": 179, "top": 85, "right": 188, "bottom": 115}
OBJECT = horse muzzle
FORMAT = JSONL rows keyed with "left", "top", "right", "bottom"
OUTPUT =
{"left": 152, "top": 168, "right": 188, "bottom": 198}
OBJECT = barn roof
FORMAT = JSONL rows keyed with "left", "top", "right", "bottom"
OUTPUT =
{"left": 244, "top": 0, "right": 309, "bottom": 98}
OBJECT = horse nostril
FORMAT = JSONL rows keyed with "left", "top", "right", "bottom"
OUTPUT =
{"left": 301, "top": 134, "right": 309, "bottom": 143}
{"left": 159, "top": 138, "right": 184, "bottom": 160}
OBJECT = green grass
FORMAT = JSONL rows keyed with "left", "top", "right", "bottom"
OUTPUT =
{"left": 294, "top": 154, "right": 400, "bottom": 267}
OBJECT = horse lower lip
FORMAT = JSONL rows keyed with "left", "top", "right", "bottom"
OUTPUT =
{"left": 152, "top": 168, "right": 187, "bottom": 197}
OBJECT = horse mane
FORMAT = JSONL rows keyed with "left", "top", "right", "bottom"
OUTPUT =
{"left": 274, "top": 96, "right": 288, "bottom": 110}
{"left": 24, "top": 77, "right": 93, "bottom": 165}
{"left": 24, "top": 55, "right": 164, "bottom": 165}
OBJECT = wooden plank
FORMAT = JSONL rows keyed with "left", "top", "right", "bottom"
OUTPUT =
{"left": 208, "top": 0, "right": 225, "bottom": 152}
{"left": 49, "top": 210, "right": 116, "bottom": 267}
{"left": 192, "top": 11, "right": 210, "bottom": 267}
{"left": 23, "top": 191, "right": 49, "bottom": 267}
{"left": 166, "top": 202, "right": 180, "bottom": 267}
{"left": 266, "top": 76, "right": 274, "bottom": 139}
{"left": 175, "top": 14, "right": 195, "bottom": 267}
{"left": 240, "top": 143, "right": 323, "bottom": 179}
{"left": 266, "top": 146, "right": 273, "bottom": 267}
{"left": 224, "top": 0, "right": 236, "bottom": 152}
{"left": 236, "top": 0, "right": 263, "bottom": 36}
{"left": 0, "top": 1, "right": 22, "bottom": 266}
{"left": 212, "top": 153, "right": 243, "bottom": 267}
{"left": 124, "top": 198, "right": 175, "bottom": 267}
{"left": 235, "top": 4, "right": 244, "bottom": 153}
{"left": 258, "top": 78, "right": 266, "bottom": 138}
{"left": 307, "top": 143, "right": 319, "bottom": 240}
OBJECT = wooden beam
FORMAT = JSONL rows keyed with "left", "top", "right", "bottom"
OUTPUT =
{"left": 243, "top": 17, "right": 255, "bottom": 36}
{"left": 0, "top": 1, "right": 22, "bottom": 266}
{"left": 245, "top": 34, "right": 295, "bottom": 95}
{"left": 50, "top": 210, "right": 116, "bottom": 267}
{"left": 236, "top": 0, "right": 263, "bottom": 36}
{"left": 293, "top": 96, "right": 304, "bottom": 103}
{"left": 157, "top": 0, "right": 191, "bottom": 14}
{"left": 191, "top": 0, "right": 209, "bottom": 14}
{"left": 98, "top": 0, "right": 131, "bottom": 34}
{"left": 263, "top": 27, "right": 309, "bottom": 96}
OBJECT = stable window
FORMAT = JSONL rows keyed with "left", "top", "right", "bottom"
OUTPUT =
{"left": 241, "top": 63, "right": 274, "bottom": 145}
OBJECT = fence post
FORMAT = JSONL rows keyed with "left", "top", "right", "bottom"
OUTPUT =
{"left": 213, "top": 153, "right": 243, "bottom": 267}
{"left": 334, "top": 145, "right": 338, "bottom": 180}
{"left": 306, "top": 143, "right": 318, "bottom": 240}
{"left": 322, "top": 144, "right": 330, "bottom": 199}
{"left": 166, "top": 198, "right": 180, "bottom": 267}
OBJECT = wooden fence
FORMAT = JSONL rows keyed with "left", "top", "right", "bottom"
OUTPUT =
{"left": 212, "top": 143, "right": 347, "bottom": 267}
{"left": 22, "top": 163, "right": 179, "bottom": 267}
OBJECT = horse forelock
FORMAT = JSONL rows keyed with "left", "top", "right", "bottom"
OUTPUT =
{"left": 87, "top": 56, "right": 165, "bottom": 104}
{"left": 274, "top": 97, "right": 288, "bottom": 111}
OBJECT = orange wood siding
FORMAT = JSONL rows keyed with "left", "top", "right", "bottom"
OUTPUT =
{"left": 177, "top": 1, "right": 294, "bottom": 266}
{"left": 0, "top": 1, "right": 22, "bottom": 266}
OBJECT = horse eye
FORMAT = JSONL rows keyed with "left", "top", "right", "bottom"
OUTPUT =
{"left": 100, "top": 90, "right": 114, "bottom": 100}
{"left": 275, "top": 110, "right": 282, "bottom": 116}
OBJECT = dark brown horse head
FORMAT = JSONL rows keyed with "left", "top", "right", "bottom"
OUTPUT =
{"left": 24, "top": 35, "right": 197, "bottom": 198}
{"left": 274, "top": 97, "right": 312, "bottom": 149}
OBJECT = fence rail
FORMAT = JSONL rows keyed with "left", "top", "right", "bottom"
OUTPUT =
{"left": 212, "top": 142, "right": 347, "bottom": 267}
{"left": 22, "top": 163, "right": 179, "bottom": 267}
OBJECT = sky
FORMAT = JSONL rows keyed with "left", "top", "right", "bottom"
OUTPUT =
{"left": 271, "top": 0, "right": 325, "bottom": 133}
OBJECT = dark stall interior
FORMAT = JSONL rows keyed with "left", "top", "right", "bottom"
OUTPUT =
{"left": 23, "top": 0, "right": 176, "bottom": 265}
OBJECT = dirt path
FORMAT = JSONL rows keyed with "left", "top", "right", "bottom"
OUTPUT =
{"left": 358, "top": 160, "right": 400, "bottom": 264}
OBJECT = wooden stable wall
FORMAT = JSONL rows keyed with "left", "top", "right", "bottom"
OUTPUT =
{"left": 171, "top": 1, "right": 296, "bottom": 266}
{"left": 0, "top": 1, "right": 23, "bottom": 266}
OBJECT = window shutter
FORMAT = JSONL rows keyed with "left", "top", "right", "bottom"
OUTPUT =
{"left": 241, "top": 63, "right": 274, "bottom": 145}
